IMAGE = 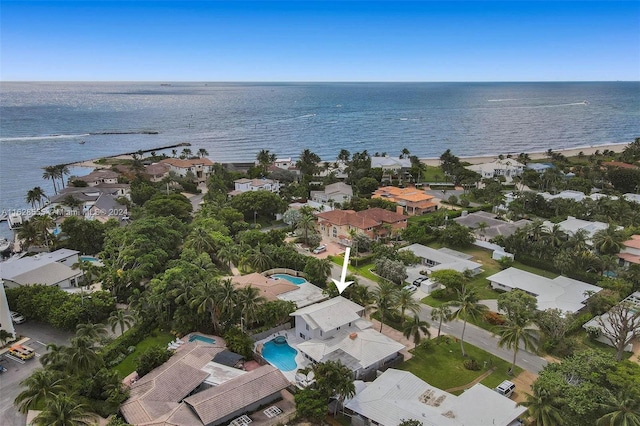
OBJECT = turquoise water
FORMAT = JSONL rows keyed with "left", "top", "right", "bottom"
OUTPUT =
{"left": 189, "top": 334, "right": 216, "bottom": 344}
{"left": 271, "top": 273, "right": 307, "bottom": 285}
{"left": 80, "top": 256, "right": 98, "bottom": 262}
{"left": 262, "top": 339, "right": 298, "bottom": 371}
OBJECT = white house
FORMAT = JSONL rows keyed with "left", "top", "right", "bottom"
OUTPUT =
{"left": 229, "top": 178, "right": 281, "bottom": 196}
{"left": 487, "top": 267, "right": 602, "bottom": 314}
{"left": 0, "top": 249, "right": 82, "bottom": 289}
{"left": 545, "top": 216, "right": 621, "bottom": 243}
{"left": 291, "top": 297, "right": 405, "bottom": 379}
{"left": 400, "top": 244, "right": 483, "bottom": 276}
{"left": 345, "top": 369, "right": 526, "bottom": 426}
{"left": 583, "top": 291, "right": 640, "bottom": 351}
{"left": 465, "top": 158, "right": 524, "bottom": 181}
{"left": 310, "top": 182, "right": 353, "bottom": 206}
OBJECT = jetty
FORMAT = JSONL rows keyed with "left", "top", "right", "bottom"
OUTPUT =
{"left": 64, "top": 142, "right": 191, "bottom": 168}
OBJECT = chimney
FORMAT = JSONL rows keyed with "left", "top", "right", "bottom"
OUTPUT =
{"left": 396, "top": 206, "right": 404, "bottom": 215}
{"left": 349, "top": 332, "right": 358, "bottom": 340}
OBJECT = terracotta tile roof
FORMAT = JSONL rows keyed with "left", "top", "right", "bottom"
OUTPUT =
{"left": 316, "top": 208, "right": 406, "bottom": 230}
{"left": 184, "top": 365, "right": 290, "bottom": 425}
{"left": 623, "top": 235, "right": 640, "bottom": 249}
{"left": 230, "top": 273, "right": 298, "bottom": 301}
{"left": 372, "top": 186, "right": 435, "bottom": 203}
{"left": 160, "top": 158, "right": 214, "bottom": 168}
{"left": 618, "top": 252, "right": 640, "bottom": 264}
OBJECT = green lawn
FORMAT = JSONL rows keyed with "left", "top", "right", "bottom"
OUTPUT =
{"left": 330, "top": 255, "right": 380, "bottom": 283}
{"left": 113, "top": 331, "right": 175, "bottom": 377}
{"left": 422, "top": 165, "right": 447, "bottom": 182}
{"left": 400, "top": 338, "right": 522, "bottom": 391}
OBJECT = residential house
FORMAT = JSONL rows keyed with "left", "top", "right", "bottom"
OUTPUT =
{"left": 47, "top": 184, "right": 130, "bottom": 218}
{"left": 370, "top": 156, "right": 411, "bottom": 174}
{"left": 159, "top": 158, "right": 215, "bottom": 184}
{"left": 545, "top": 216, "right": 622, "bottom": 244}
{"left": 526, "top": 162, "right": 555, "bottom": 173}
{"left": 453, "top": 211, "right": 531, "bottom": 240}
{"left": 76, "top": 169, "right": 120, "bottom": 186}
{"left": 145, "top": 162, "right": 171, "bottom": 182}
{"left": 372, "top": 186, "right": 437, "bottom": 216}
{"left": 583, "top": 291, "right": 640, "bottom": 351}
{"left": 273, "top": 158, "right": 296, "bottom": 170}
{"left": 618, "top": 235, "right": 640, "bottom": 267}
{"left": 316, "top": 208, "right": 407, "bottom": 245}
{"left": 400, "top": 243, "right": 483, "bottom": 277}
{"left": 85, "top": 193, "right": 129, "bottom": 223}
{"left": 230, "top": 272, "right": 326, "bottom": 308}
{"left": 121, "top": 340, "right": 291, "bottom": 426}
{"left": 229, "top": 178, "right": 281, "bottom": 196}
{"left": 465, "top": 158, "right": 525, "bottom": 181}
{"left": 291, "top": 296, "right": 405, "bottom": 380}
{"left": 345, "top": 369, "right": 526, "bottom": 426}
{"left": 0, "top": 249, "right": 82, "bottom": 289}
{"left": 487, "top": 267, "right": 602, "bottom": 314}
{"left": 310, "top": 182, "right": 353, "bottom": 206}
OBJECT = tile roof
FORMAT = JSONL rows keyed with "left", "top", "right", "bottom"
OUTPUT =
{"left": 230, "top": 273, "right": 298, "bottom": 301}
{"left": 373, "top": 186, "right": 435, "bottom": 203}
{"left": 291, "top": 296, "right": 364, "bottom": 332}
{"left": 184, "top": 365, "right": 289, "bottom": 425}
{"left": 623, "top": 235, "right": 640, "bottom": 249}
{"left": 160, "top": 158, "right": 214, "bottom": 168}
{"left": 316, "top": 207, "right": 405, "bottom": 230}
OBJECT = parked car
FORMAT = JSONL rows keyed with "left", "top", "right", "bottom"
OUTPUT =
{"left": 494, "top": 380, "right": 516, "bottom": 398}
{"left": 8, "top": 344, "right": 35, "bottom": 360}
{"left": 412, "top": 277, "right": 428, "bottom": 286}
{"left": 313, "top": 245, "right": 327, "bottom": 254}
{"left": 402, "top": 284, "right": 418, "bottom": 292}
{"left": 10, "top": 311, "right": 25, "bottom": 324}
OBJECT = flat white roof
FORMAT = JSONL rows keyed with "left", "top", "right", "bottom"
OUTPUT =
{"left": 401, "top": 244, "right": 482, "bottom": 274}
{"left": 291, "top": 296, "right": 363, "bottom": 332}
{"left": 345, "top": 369, "right": 525, "bottom": 426}
{"left": 487, "top": 267, "right": 602, "bottom": 313}
{"left": 0, "top": 249, "right": 79, "bottom": 281}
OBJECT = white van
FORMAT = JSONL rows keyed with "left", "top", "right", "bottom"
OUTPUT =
{"left": 313, "top": 245, "right": 327, "bottom": 254}
{"left": 495, "top": 380, "right": 516, "bottom": 398}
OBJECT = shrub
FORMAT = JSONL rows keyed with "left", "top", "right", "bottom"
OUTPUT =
{"left": 463, "top": 358, "right": 481, "bottom": 371}
{"left": 136, "top": 345, "right": 173, "bottom": 377}
{"left": 483, "top": 311, "right": 506, "bottom": 325}
{"left": 430, "top": 289, "right": 448, "bottom": 300}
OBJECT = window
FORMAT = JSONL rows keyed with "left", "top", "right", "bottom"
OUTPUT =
{"left": 336, "top": 326, "right": 341, "bottom": 331}
{"left": 320, "top": 330, "right": 323, "bottom": 336}
{"left": 300, "top": 333, "right": 305, "bottom": 339}
{"left": 333, "top": 227, "right": 337, "bottom": 238}
{"left": 305, "top": 324, "right": 309, "bottom": 331}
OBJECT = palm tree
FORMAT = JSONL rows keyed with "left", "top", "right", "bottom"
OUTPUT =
{"left": 217, "top": 242, "right": 239, "bottom": 272}
{"left": 32, "top": 186, "right": 47, "bottom": 208}
{"left": 197, "top": 148, "right": 209, "bottom": 158}
{"left": 185, "top": 227, "right": 216, "bottom": 255}
{"left": 296, "top": 214, "right": 316, "bottom": 247}
{"left": 62, "top": 195, "right": 83, "bottom": 216}
{"left": 431, "top": 305, "right": 452, "bottom": 339}
{"left": 55, "top": 164, "right": 70, "bottom": 189}
{"left": 108, "top": 309, "right": 136, "bottom": 335}
{"left": 236, "top": 285, "right": 266, "bottom": 330}
{"left": 596, "top": 390, "right": 640, "bottom": 426}
{"left": 33, "top": 394, "right": 97, "bottom": 426}
{"left": 217, "top": 278, "right": 238, "bottom": 321}
{"left": 42, "top": 165, "right": 59, "bottom": 194}
{"left": 26, "top": 189, "right": 39, "bottom": 209}
{"left": 245, "top": 245, "right": 273, "bottom": 272}
{"left": 14, "top": 368, "right": 67, "bottom": 414}
{"left": 402, "top": 315, "right": 431, "bottom": 346}
{"left": 191, "top": 278, "right": 223, "bottom": 334}
{"left": 181, "top": 148, "right": 193, "bottom": 158}
{"left": 171, "top": 149, "right": 177, "bottom": 158}
{"left": 519, "top": 387, "right": 563, "bottom": 426}
{"left": 40, "top": 343, "right": 68, "bottom": 369}
{"left": 75, "top": 323, "right": 108, "bottom": 342}
{"left": 496, "top": 319, "right": 539, "bottom": 374}
{"left": 371, "top": 281, "right": 400, "bottom": 332}
{"left": 592, "top": 224, "right": 626, "bottom": 255}
{"left": 397, "top": 288, "right": 421, "bottom": 319}
{"left": 66, "top": 336, "right": 103, "bottom": 376}
{"left": 448, "top": 287, "right": 488, "bottom": 357}
{"left": 0, "top": 329, "right": 14, "bottom": 345}
{"left": 17, "top": 220, "right": 39, "bottom": 248}
{"left": 31, "top": 214, "right": 54, "bottom": 248}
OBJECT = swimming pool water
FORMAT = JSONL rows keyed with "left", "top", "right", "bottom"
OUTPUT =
{"left": 261, "top": 339, "right": 298, "bottom": 371}
{"left": 189, "top": 334, "right": 216, "bottom": 344}
{"left": 80, "top": 256, "right": 99, "bottom": 262}
{"left": 271, "top": 273, "right": 307, "bottom": 285}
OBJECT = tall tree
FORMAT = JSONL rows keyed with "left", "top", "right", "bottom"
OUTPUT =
{"left": 236, "top": 285, "right": 266, "bottom": 330}
{"left": 33, "top": 394, "right": 97, "bottom": 426}
{"left": 14, "top": 369, "right": 67, "bottom": 414}
{"left": 448, "top": 287, "right": 488, "bottom": 357}
{"left": 497, "top": 318, "right": 540, "bottom": 374}
{"left": 42, "top": 165, "right": 59, "bottom": 194}
{"left": 431, "top": 305, "right": 452, "bottom": 339}
{"left": 371, "top": 281, "right": 400, "bottom": 332}
{"left": 108, "top": 309, "right": 136, "bottom": 336}
{"left": 397, "top": 288, "right": 421, "bottom": 319}
{"left": 519, "top": 387, "right": 564, "bottom": 426}
{"left": 594, "top": 301, "right": 640, "bottom": 361}
{"left": 596, "top": 390, "right": 640, "bottom": 426}
{"left": 402, "top": 315, "right": 431, "bottom": 346}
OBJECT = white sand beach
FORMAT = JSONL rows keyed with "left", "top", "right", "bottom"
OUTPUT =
{"left": 420, "top": 142, "right": 629, "bottom": 167}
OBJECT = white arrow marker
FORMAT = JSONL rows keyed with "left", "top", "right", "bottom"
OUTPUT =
{"left": 332, "top": 246, "right": 354, "bottom": 294}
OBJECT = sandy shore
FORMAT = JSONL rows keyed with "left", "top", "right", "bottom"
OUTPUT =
{"left": 420, "top": 142, "right": 629, "bottom": 167}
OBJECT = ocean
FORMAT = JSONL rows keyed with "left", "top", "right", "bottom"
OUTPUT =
{"left": 1, "top": 81, "right": 639, "bottom": 220}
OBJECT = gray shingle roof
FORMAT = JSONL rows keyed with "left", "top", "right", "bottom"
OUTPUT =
{"left": 185, "top": 365, "right": 289, "bottom": 425}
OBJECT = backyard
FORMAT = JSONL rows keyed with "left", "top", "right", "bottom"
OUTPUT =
{"left": 113, "top": 330, "right": 175, "bottom": 377}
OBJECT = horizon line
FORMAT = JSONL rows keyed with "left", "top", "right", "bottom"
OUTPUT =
{"left": 2, "top": 80, "right": 638, "bottom": 84}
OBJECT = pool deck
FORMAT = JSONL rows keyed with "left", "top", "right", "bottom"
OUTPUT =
{"left": 255, "top": 330, "right": 311, "bottom": 383}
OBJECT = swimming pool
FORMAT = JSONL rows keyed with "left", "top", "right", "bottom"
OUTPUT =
{"left": 80, "top": 256, "right": 99, "bottom": 262}
{"left": 189, "top": 334, "right": 216, "bottom": 344}
{"left": 261, "top": 338, "right": 298, "bottom": 371}
{"left": 271, "top": 273, "right": 307, "bottom": 285}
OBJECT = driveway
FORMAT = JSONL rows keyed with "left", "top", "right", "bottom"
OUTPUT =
{"left": 0, "top": 322, "right": 74, "bottom": 426}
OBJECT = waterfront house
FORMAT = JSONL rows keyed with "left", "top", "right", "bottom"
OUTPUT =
{"left": 159, "top": 158, "right": 215, "bottom": 184}
{"left": 229, "top": 178, "right": 282, "bottom": 196}
{"left": 145, "top": 162, "right": 171, "bottom": 182}
{"left": 76, "top": 169, "right": 120, "bottom": 186}
{"left": 315, "top": 207, "right": 407, "bottom": 245}
{"left": 0, "top": 249, "right": 82, "bottom": 289}
{"left": 487, "top": 267, "right": 602, "bottom": 314}
{"left": 291, "top": 297, "right": 405, "bottom": 380}
{"left": 372, "top": 186, "right": 437, "bottom": 216}
{"left": 465, "top": 158, "right": 524, "bottom": 181}
{"left": 345, "top": 369, "right": 526, "bottom": 426}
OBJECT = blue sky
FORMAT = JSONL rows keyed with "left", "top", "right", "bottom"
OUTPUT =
{"left": 1, "top": 1, "right": 639, "bottom": 81}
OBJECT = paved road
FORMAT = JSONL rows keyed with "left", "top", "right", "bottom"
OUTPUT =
{"left": 0, "top": 322, "right": 74, "bottom": 426}
{"left": 329, "top": 263, "right": 548, "bottom": 374}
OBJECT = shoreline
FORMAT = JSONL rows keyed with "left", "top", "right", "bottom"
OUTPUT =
{"left": 419, "top": 142, "right": 630, "bottom": 167}
{"left": 67, "top": 141, "right": 632, "bottom": 170}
